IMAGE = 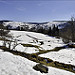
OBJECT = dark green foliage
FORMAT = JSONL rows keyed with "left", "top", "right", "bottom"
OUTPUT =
{"left": 17, "top": 26, "right": 20, "bottom": 30}
{"left": 30, "top": 27, "right": 36, "bottom": 32}
{"left": 69, "top": 17, "right": 75, "bottom": 42}
{"left": 43, "top": 29, "right": 48, "bottom": 34}
{"left": 60, "top": 17, "right": 75, "bottom": 42}
{"left": 51, "top": 25, "right": 59, "bottom": 36}
{"left": 21, "top": 27, "right": 24, "bottom": 31}
{"left": 37, "top": 27, "right": 44, "bottom": 33}
{"left": 55, "top": 26, "right": 59, "bottom": 36}
{"left": 48, "top": 27, "right": 51, "bottom": 35}
{"left": 52, "top": 24, "right": 56, "bottom": 36}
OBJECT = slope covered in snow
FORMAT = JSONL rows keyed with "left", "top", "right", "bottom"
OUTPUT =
{"left": 8, "top": 30, "right": 64, "bottom": 53}
{"left": 39, "top": 48, "right": 75, "bottom": 66}
{"left": 3, "top": 21, "right": 67, "bottom": 30}
{"left": 0, "top": 49, "right": 75, "bottom": 75}
{"left": 0, "top": 30, "right": 75, "bottom": 75}
{"left": 8, "top": 31, "right": 75, "bottom": 65}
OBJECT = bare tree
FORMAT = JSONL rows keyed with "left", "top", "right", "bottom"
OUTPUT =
{"left": 0, "top": 23, "right": 21, "bottom": 50}
{"left": 69, "top": 16, "right": 75, "bottom": 42}
{"left": 9, "top": 35, "right": 21, "bottom": 50}
{"left": 0, "top": 23, "right": 12, "bottom": 47}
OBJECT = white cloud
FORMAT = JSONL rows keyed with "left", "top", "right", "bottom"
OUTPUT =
{"left": 16, "top": 7, "right": 26, "bottom": 11}
{"left": 37, "top": 2, "right": 49, "bottom": 6}
{"left": 0, "top": 0, "right": 11, "bottom": 5}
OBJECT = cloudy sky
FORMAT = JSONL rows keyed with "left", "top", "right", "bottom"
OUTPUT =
{"left": 0, "top": 0, "right": 75, "bottom": 22}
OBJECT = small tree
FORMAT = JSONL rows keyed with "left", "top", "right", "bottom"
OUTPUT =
{"left": 0, "top": 23, "right": 20, "bottom": 50}
{"left": 7, "top": 35, "right": 21, "bottom": 50}
{"left": 52, "top": 24, "right": 56, "bottom": 36}
{"left": 48, "top": 27, "right": 51, "bottom": 35}
{"left": 55, "top": 26, "right": 59, "bottom": 36}
{"left": 0, "top": 23, "right": 11, "bottom": 47}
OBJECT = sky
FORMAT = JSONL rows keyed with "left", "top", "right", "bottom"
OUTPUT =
{"left": 0, "top": 0, "right": 75, "bottom": 22}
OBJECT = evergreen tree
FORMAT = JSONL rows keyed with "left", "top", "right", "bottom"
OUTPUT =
{"left": 70, "top": 17, "right": 75, "bottom": 42}
{"left": 52, "top": 24, "right": 56, "bottom": 36}
{"left": 48, "top": 27, "right": 51, "bottom": 35}
{"left": 55, "top": 26, "right": 59, "bottom": 36}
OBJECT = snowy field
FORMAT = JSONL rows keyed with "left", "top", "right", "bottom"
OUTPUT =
{"left": 9, "top": 31, "right": 75, "bottom": 65}
{"left": 0, "top": 30, "right": 75, "bottom": 75}
{"left": 39, "top": 48, "right": 75, "bottom": 66}
{"left": 0, "top": 49, "right": 75, "bottom": 75}
{"left": 8, "top": 30, "right": 65, "bottom": 53}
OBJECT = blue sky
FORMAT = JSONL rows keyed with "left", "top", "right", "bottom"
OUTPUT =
{"left": 0, "top": 0, "right": 75, "bottom": 22}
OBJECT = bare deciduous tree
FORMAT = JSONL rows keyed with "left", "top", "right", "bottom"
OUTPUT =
{"left": 0, "top": 23, "right": 21, "bottom": 50}
{"left": 0, "top": 23, "right": 11, "bottom": 47}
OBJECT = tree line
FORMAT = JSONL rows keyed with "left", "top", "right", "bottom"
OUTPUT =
{"left": 59, "top": 17, "right": 75, "bottom": 43}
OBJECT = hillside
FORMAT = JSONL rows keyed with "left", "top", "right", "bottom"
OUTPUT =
{"left": 0, "top": 30, "right": 75, "bottom": 75}
{"left": 2, "top": 21, "right": 67, "bottom": 30}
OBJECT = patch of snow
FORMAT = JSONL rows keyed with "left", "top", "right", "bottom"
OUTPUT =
{"left": 15, "top": 44, "right": 39, "bottom": 54}
{"left": 0, "top": 50, "right": 41, "bottom": 75}
{"left": 0, "top": 50, "right": 75, "bottom": 75}
{"left": 9, "top": 30, "right": 64, "bottom": 51}
{"left": 39, "top": 48, "right": 75, "bottom": 65}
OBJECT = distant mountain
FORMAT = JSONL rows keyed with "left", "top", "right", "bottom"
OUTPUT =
{"left": 27, "top": 22, "right": 49, "bottom": 24}
{"left": 53, "top": 20, "right": 68, "bottom": 22}
{"left": 0, "top": 20, "right": 12, "bottom": 22}
{"left": 2, "top": 20, "right": 69, "bottom": 30}
{"left": 0, "top": 20, "right": 12, "bottom": 24}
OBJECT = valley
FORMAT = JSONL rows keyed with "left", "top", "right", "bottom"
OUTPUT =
{"left": 0, "top": 30, "right": 75, "bottom": 75}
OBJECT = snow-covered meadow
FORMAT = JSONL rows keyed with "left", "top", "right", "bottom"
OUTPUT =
{"left": 39, "top": 48, "right": 75, "bottom": 66}
{"left": 0, "top": 30, "right": 75, "bottom": 75}
{"left": 8, "top": 30, "right": 75, "bottom": 65}
{"left": 0, "top": 49, "right": 75, "bottom": 75}
{"left": 8, "top": 30, "right": 65, "bottom": 53}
